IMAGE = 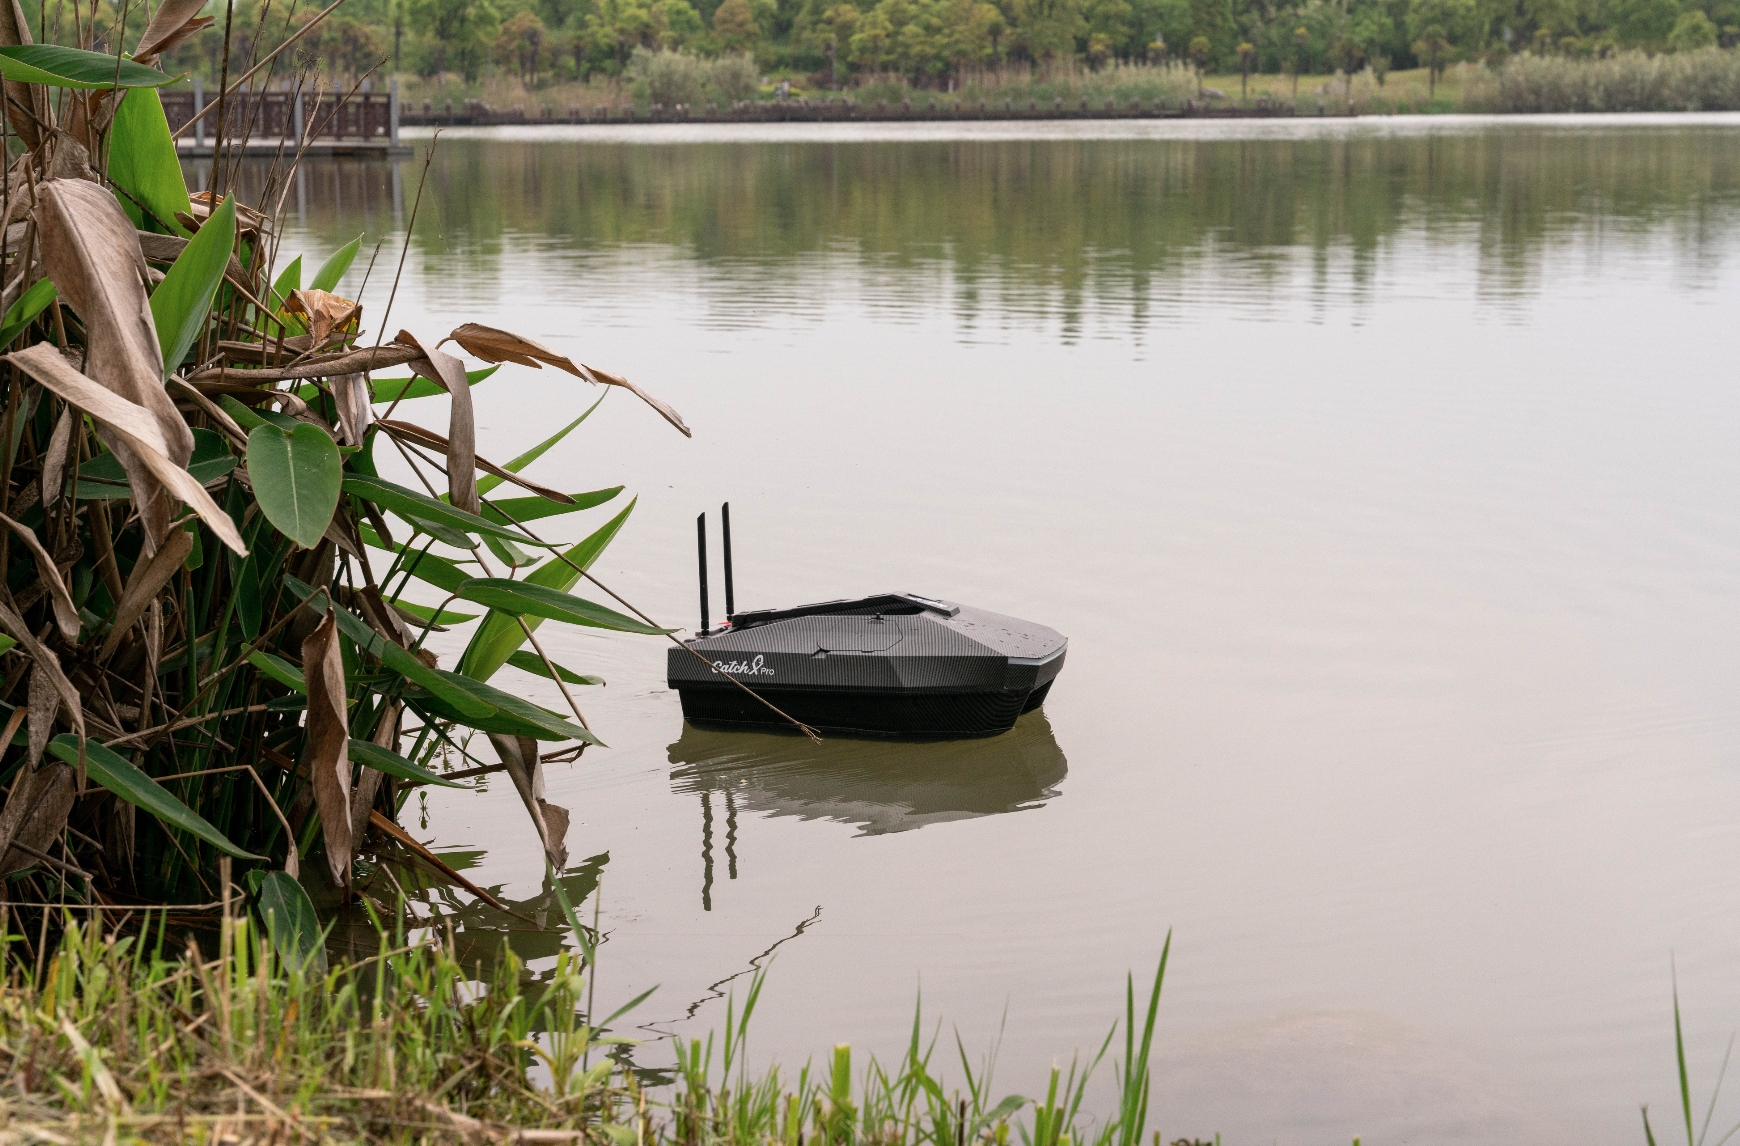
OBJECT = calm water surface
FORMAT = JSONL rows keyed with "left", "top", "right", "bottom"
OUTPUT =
{"left": 210, "top": 115, "right": 1740, "bottom": 1143}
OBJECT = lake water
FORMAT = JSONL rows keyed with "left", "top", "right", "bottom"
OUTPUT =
{"left": 208, "top": 113, "right": 1740, "bottom": 1143}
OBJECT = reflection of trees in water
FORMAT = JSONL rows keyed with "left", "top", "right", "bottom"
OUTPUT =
{"left": 669, "top": 709, "right": 1068, "bottom": 907}
{"left": 217, "top": 128, "right": 1740, "bottom": 325}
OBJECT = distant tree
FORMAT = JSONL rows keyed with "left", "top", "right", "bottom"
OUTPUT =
{"left": 498, "top": 10, "right": 547, "bottom": 82}
{"left": 1667, "top": 8, "right": 1718, "bottom": 48}
{"left": 655, "top": 0, "right": 707, "bottom": 46}
{"left": 1236, "top": 38, "right": 1253, "bottom": 93}
{"left": 1291, "top": 23, "right": 1306, "bottom": 92}
{"left": 412, "top": 0, "right": 500, "bottom": 79}
{"left": 1188, "top": 31, "right": 1209, "bottom": 88}
{"left": 1011, "top": 0, "right": 1088, "bottom": 61}
{"left": 713, "top": 0, "right": 761, "bottom": 51}
{"left": 1610, "top": 0, "right": 1679, "bottom": 46}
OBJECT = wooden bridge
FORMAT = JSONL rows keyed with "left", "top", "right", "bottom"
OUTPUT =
{"left": 162, "top": 81, "right": 408, "bottom": 157}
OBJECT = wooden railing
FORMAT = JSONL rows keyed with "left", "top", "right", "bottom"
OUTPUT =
{"left": 160, "top": 87, "right": 399, "bottom": 144}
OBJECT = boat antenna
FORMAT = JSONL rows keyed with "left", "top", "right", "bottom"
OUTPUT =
{"left": 697, "top": 512, "right": 709, "bottom": 635}
{"left": 721, "top": 502, "right": 734, "bottom": 620}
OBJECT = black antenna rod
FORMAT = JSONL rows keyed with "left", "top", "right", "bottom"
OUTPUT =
{"left": 697, "top": 512, "right": 709, "bottom": 635}
{"left": 721, "top": 502, "right": 734, "bottom": 621}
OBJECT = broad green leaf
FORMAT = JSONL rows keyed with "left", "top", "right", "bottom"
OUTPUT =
{"left": 220, "top": 393, "right": 297, "bottom": 433}
{"left": 391, "top": 599, "right": 478, "bottom": 626}
{"left": 247, "top": 423, "right": 341, "bottom": 549}
{"left": 107, "top": 88, "right": 192, "bottom": 234}
{"left": 401, "top": 512, "right": 475, "bottom": 550}
{"left": 361, "top": 528, "right": 472, "bottom": 594}
{"left": 76, "top": 427, "right": 234, "bottom": 500}
{"left": 310, "top": 235, "right": 361, "bottom": 292}
{"left": 412, "top": 669, "right": 601, "bottom": 743}
{"left": 48, "top": 735, "right": 261, "bottom": 859}
{"left": 257, "top": 870, "right": 327, "bottom": 972}
{"left": 0, "top": 45, "right": 175, "bottom": 88}
{"left": 284, "top": 577, "right": 496, "bottom": 722}
{"left": 459, "top": 499, "right": 636, "bottom": 680}
{"left": 270, "top": 255, "right": 302, "bottom": 308}
{"left": 247, "top": 649, "right": 307, "bottom": 693}
{"left": 0, "top": 278, "right": 56, "bottom": 346}
{"left": 344, "top": 475, "right": 541, "bottom": 545}
{"left": 151, "top": 194, "right": 235, "bottom": 376}
{"left": 348, "top": 738, "right": 474, "bottom": 788}
{"left": 506, "top": 650, "right": 603, "bottom": 687}
{"left": 477, "top": 394, "right": 607, "bottom": 497}
{"left": 481, "top": 486, "right": 622, "bottom": 528}
{"left": 482, "top": 533, "right": 536, "bottom": 568}
{"left": 454, "top": 579, "right": 671, "bottom": 636}
{"left": 355, "top": 364, "right": 498, "bottom": 405}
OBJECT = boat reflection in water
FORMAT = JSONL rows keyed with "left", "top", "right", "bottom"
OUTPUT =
{"left": 669, "top": 710, "right": 1067, "bottom": 907}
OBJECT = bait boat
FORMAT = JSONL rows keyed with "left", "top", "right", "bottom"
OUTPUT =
{"left": 666, "top": 507, "right": 1067, "bottom": 737}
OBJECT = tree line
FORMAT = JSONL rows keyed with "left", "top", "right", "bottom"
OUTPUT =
{"left": 47, "top": 0, "right": 1736, "bottom": 92}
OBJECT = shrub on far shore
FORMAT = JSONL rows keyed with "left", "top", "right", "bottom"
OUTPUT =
{"left": 1461, "top": 47, "right": 1740, "bottom": 111}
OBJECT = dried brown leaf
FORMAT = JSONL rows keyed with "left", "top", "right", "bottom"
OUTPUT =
{"left": 0, "top": 512, "right": 79, "bottom": 641}
{"left": 0, "top": 0, "right": 48, "bottom": 149}
{"left": 580, "top": 362, "right": 692, "bottom": 438}
{"left": 40, "top": 404, "right": 72, "bottom": 508}
{"left": 8, "top": 343, "right": 246, "bottom": 555}
{"left": 287, "top": 289, "right": 359, "bottom": 350}
{"left": 444, "top": 322, "right": 691, "bottom": 437}
{"left": 0, "top": 600, "right": 83, "bottom": 741}
{"left": 299, "top": 609, "right": 351, "bottom": 886}
{"left": 347, "top": 702, "right": 400, "bottom": 861}
{"left": 396, "top": 330, "right": 478, "bottom": 514}
{"left": 35, "top": 179, "right": 194, "bottom": 552}
{"left": 488, "top": 733, "right": 567, "bottom": 869}
{"left": 137, "top": 231, "right": 255, "bottom": 295}
{"left": 133, "top": 0, "right": 212, "bottom": 65}
{"left": 375, "top": 419, "right": 575, "bottom": 504}
{"left": 332, "top": 372, "right": 371, "bottom": 446}
{"left": 0, "top": 758, "right": 74, "bottom": 879}
{"left": 25, "top": 658, "right": 56, "bottom": 769}
{"left": 98, "top": 527, "right": 193, "bottom": 662}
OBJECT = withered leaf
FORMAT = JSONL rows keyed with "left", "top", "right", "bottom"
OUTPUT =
{"left": 98, "top": 527, "right": 193, "bottom": 661}
{"left": 0, "top": 600, "right": 83, "bottom": 740}
{"left": 35, "top": 179, "right": 194, "bottom": 552}
{"left": 287, "top": 288, "right": 359, "bottom": 350}
{"left": 8, "top": 344, "right": 245, "bottom": 555}
{"left": 375, "top": 419, "right": 575, "bottom": 504}
{"left": 299, "top": 609, "right": 352, "bottom": 887}
{"left": 0, "top": 0, "right": 48, "bottom": 149}
{"left": 488, "top": 732, "right": 568, "bottom": 869}
{"left": 185, "top": 342, "right": 421, "bottom": 385}
{"left": 0, "top": 512, "right": 79, "bottom": 641}
{"left": 444, "top": 322, "right": 690, "bottom": 437}
{"left": 396, "top": 330, "right": 478, "bottom": 515}
{"left": 133, "top": 0, "right": 214, "bottom": 65}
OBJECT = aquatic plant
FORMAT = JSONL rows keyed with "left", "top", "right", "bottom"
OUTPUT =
{"left": 0, "top": 0, "right": 690, "bottom": 951}
{"left": 1462, "top": 47, "right": 1740, "bottom": 111}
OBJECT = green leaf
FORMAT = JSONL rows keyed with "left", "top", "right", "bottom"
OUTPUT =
{"left": 270, "top": 255, "right": 302, "bottom": 308}
{"left": 220, "top": 393, "right": 297, "bottom": 434}
{"left": 310, "top": 235, "right": 361, "bottom": 292}
{"left": 283, "top": 577, "right": 497, "bottom": 722}
{"left": 459, "top": 499, "right": 636, "bottom": 681}
{"left": 481, "top": 487, "right": 622, "bottom": 527}
{"left": 47, "top": 735, "right": 261, "bottom": 859}
{"left": 348, "top": 738, "right": 474, "bottom": 788}
{"left": 247, "top": 649, "right": 307, "bottom": 693}
{"left": 412, "top": 669, "right": 601, "bottom": 743}
{"left": 257, "top": 870, "right": 327, "bottom": 973}
{"left": 0, "top": 45, "right": 175, "bottom": 88}
{"left": 506, "top": 650, "right": 603, "bottom": 687}
{"left": 401, "top": 512, "right": 475, "bottom": 550}
{"left": 0, "top": 278, "right": 56, "bottom": 346}
{"left": 362, "top": 528, "right": 472, "bottom": 594}
{"left": 247, "top": 423, "right": 341, "bottom": 549}
{"left": 355, "top": 364, "right": 498, "bottom": 406}
{"left": 107, "top": 88, "right": 192, "bottom": 234}
{"left": 151, "top": 194, "right": 235, "bottom": 376}
{"left": 477, "top": 394, "right": 607, "bottom": 497}
{"left": 391, "top": 599, "right": 478, "bottom": 626}
{"left": 455, "top": 579, "right": 671, "bottom": 636}
{"left": 344, "top": 475, "right": 542, "bottom": 545}
{"left": 76, "top": 427, "right": 234, "bottom": 500}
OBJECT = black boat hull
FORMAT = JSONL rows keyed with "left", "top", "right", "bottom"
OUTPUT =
{"left": 676, "top": 678, "right": 1052, "bottom": 737}
{"left": 669, "top": 595, "right": 1067, "bottom": 737}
